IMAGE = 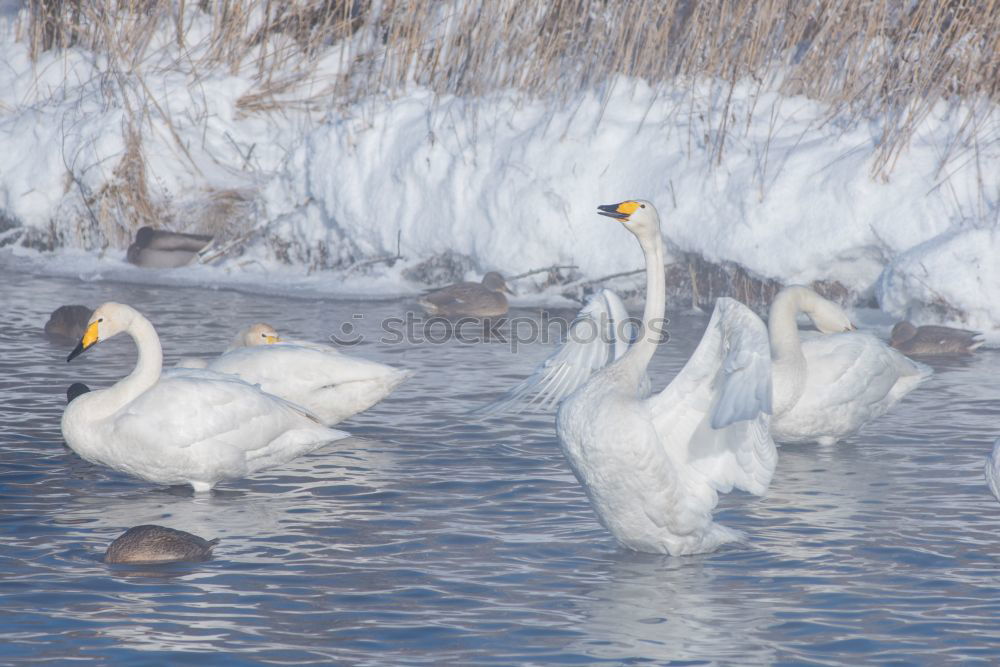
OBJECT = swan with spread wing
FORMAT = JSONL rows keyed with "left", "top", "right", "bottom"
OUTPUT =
{"left": 485, "top": 200, "right": 777, "bottom": 555}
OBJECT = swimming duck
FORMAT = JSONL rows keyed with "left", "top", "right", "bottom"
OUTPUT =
{"left": 889, "top": 320, "right": 984, "bottom": 358}
{"left": 418, "top": 271, "right": 513, "bottom": 317}
{"left": 482, "top": 200, "right": 776, "bottom": 556}
{"left": 104, "top": 525, "right": 218, "bottom": 564}
{"left": 175, "top": 323, "right": 411, "bottom": 425}
{"left": 44, "top": 305, "right": 92, "bottom": 343}
{"left": 768, "top": 287, "right": 932, "bottom": 445}
{"left": 62, "top": 302, "right": 347, "bottom": 491}
{"left": 126, "top": 227, "right": 213, "bottom": 268}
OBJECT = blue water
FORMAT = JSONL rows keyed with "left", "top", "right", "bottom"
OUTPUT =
{"left": 2, "top": 267, "right": 1000, "bottom": 664}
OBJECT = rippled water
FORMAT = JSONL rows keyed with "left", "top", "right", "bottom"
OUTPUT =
{"left": 2, "top": 267, "right": 1000, "bottom": 664}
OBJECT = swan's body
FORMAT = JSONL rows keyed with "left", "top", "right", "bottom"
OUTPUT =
{"left": 177, "top": 323, "right": 411, "bottom": 425}
{"left": 768, "top": 287, "right": 931, "bottom": 445}
{"left": 418, "top": 272, "right": 513, "bottom": 317}
{"left": 986, "top": 439, "right": 1000, "bottom": 504}
{"left": 484, "top": 200, "right": 776, "bottom": 555}
{"left": 62, "top": 303, "right": 347, "bottom": 491}
{"left": 104, "top": 525, "right": 217, "bottom": 564}
{"left": 890, "top": 321, "right": 984, "bottom": 358}
{"left": 126, "top": 227, "right": 212, "bottom": 268}
{"left": 44, "top": 305, "right": 92, "bottom": 343}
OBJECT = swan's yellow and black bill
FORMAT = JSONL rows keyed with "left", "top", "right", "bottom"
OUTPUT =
{"left": 597, "top": 201, "right": 640, "bottom": 220}
{"left": 67, "top": 321, "right": 100, "bottom": 362}
{"left": 265, "top": 335, "right": 280, "bottom": 344}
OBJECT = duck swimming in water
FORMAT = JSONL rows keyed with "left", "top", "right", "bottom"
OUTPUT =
{"left": 44, "top": 305, "right": 92, "bottom": 344}
{"left": 418, "top": 272, "right": 514, "bottom": 318}
{"left": 126, "top": 227, "right": 213, "bottom": 268}
{"left": 889, "top": 321, "right": 984, "bottom": 358}
{"left": 104, "top": 525, "right": 218, "bottom": 564}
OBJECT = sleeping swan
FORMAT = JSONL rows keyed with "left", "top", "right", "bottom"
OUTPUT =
{"left": 768, "top": 286, "right": 932, "bottom": 445}
{"left": 482, "top": 200, "right": 776, "bottom": 556}
{"left": 175, "top": 323, "right": 280, "bottom": 369}
{"left": 62, "top": 303, "right": 347, "bottom": 491}
{"left": 177, "top": 323, "right": 412, "bottom": 426}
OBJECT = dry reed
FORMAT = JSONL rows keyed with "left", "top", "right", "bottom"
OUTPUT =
{"left": 19, "top": 0, "right": 1000, "bottom": 246}
{"left": 25, "top": 0, "right": 1000, "bottom": 181}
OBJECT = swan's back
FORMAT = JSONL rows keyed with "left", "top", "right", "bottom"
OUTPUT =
{"left": 774, "top": 332, "right": 931, "bottom": 443}
{"left": 202, "top": 343, "right": 410, "bottom": 425}
{"left": 207, "top": 343, "right": 404, "bottom": 389}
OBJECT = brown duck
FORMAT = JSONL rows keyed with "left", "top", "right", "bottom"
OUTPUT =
{"left": 889, "top": 321, "right": 984, "bottom": 357}
{"left": 418, "top": 271, "right": 514, "bottom": 317}
{"left": 104, "top": 525, "right": 218, "bottom": 564}
{"left": 126, "top": 227, "right": 213, "bottom": 268}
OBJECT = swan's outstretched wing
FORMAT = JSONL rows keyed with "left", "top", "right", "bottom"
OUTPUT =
{"left": 646, "top": 297, "right": 776, "bottom": 497}
{"left": 477, "top": 289, "right": 644, "bottom": 413}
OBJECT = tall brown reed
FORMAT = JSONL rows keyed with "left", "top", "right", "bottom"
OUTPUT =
{"left": 25, "top": 0, "right": 1000, "bottom": 181}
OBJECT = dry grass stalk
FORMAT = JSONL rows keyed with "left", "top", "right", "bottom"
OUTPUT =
{"left": 23, "top": 1, "right": 1000, "bottom": 208}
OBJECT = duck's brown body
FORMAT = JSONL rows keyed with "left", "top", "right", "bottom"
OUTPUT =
{"left": 418, "top": 272, "right": 512, "bottom": 317}
{"left": 104, "top": 525, "right": 218, "bottom": 564}
{"left": 126, "top": 227, "right": 213, "bottom": 268}
{"left": 890, "top": 321, "right": 984, "bottom": 358}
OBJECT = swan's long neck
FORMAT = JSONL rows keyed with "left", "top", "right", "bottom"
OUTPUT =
{"left": 97, "top": 315, "right": 163, "bottom": 418}
{"left": 768, "top": 287, "right": 808, "bottom": 414}
{"left": 617, "top": 230, "right": 666, "bottom": 385}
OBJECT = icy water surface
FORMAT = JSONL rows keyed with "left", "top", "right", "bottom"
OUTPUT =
{"left": 2, "top": 268, "right": 1000, "bottom": 664}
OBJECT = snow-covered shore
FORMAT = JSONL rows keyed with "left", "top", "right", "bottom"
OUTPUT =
{"left": 1, "top": 5, "right": 998, "bottom": 334}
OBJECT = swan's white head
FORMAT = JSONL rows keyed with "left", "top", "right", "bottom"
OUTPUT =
{"left": 597, "top": 199, "right": 661, "bottom": 240}
{"left": 802, "top": 292, "right": 855, "bottom": 334}
{"left": 239, "top": 323, "right": 281, "bottom": 347}
{"left": 67, "top": 302, "right": 139, "bottom": 362}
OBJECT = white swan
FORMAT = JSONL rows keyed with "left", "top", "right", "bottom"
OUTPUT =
{"left": 768, "top": 286, "right": 932, "bottom": 445}
{"left": 176, "top": 323, "right": 280, "bottom": 369}
{"left": 485, "top": 200, "right": 776, "bottom": 555}
{"left": 62, "top": 303, "right": 347, "bottom": 492}
{"left": 176, "top": 323, "right": 411, "bottom": 426}
{"left": 986, "top": 439, "right": 1000, "bottom": 504}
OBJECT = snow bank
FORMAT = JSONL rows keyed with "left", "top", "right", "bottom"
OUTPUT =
{"left": 0, "top": 7, "right": 998, "bottom": 332}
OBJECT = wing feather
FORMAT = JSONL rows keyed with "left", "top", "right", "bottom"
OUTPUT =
{"left": 646, "top": 297, "right": 776, "bottom": 497}
{"left": 476, "top": 289, "right": 643, "bottom": 414}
